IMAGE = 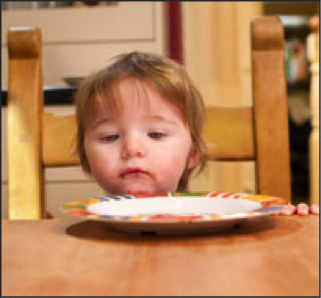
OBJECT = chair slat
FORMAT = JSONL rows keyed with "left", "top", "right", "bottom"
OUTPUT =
{"left": 204, "top": 106, "right": 255, "bottom": 161}
{"left": 43, "top": 113, "right": 80, "bottom": 167}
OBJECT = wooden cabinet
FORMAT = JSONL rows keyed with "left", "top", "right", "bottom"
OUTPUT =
{"left": 1, "top": 3, "right": 164, "bottom": 87}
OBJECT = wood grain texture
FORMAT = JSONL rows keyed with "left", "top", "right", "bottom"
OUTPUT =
{"left": 43, "top": 113, "right": 79, "bottom": 166}
{"left": 7, "top": 28, "right": 81, "bottom": 220}
{"left": 204, "top": 106, "right": 254, "bottom": 161}
{"left": 7, "top": 27, "right": 44, "bottom": 219}
{"left": 251, "top": 17, "right": 291, "bottom": 201}
{"left": 2, "top": 217, "right": 319, "bottom": 296}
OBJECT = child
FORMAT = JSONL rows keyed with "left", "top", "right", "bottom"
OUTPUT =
{"left": 75, "top": 51, "right": 206, "bottom": 195}
{"left": 75, "top": 51, "right": 318, "bottom": 216}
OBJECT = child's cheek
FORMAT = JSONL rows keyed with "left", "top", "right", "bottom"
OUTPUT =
{"left": 160, "top": 155, "right": 187, "bottom": 178}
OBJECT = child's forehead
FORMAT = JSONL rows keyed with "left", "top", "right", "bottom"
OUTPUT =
{"left": 85, "top": 77, "right": 186, "bottom": 127}
{"left": 118, "top": 78, "right": 157, "bottom": 99}
{"left": 95, "top": 78, "right": 163, "bottom": 113}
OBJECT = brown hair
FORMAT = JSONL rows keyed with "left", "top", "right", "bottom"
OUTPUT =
{"left": 75, "top": 51, "right": 207, "bottom": 191}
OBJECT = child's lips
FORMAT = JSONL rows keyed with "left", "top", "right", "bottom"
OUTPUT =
{"left": 120, "top": 168, "right": 150, "bottom": 178}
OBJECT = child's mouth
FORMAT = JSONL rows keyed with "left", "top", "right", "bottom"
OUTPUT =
{"left": 120, "top": 168, "right": 149, "bottom": 178}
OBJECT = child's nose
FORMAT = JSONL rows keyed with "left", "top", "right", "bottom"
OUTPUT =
{"left": 121, "top": 136, "right": 146, "bottom": 159}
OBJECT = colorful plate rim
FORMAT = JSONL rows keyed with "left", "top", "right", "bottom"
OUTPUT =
{"left": 62, "top": 191, "right": 287, "bottom": 224}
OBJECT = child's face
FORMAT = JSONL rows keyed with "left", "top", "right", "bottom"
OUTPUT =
{"left": 84, "top": 79, "right": 199, "bottom": 195}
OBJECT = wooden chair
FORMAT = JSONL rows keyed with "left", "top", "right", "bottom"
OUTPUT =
{"left": 6, "top": 16, "right": 291, "bottom": 219}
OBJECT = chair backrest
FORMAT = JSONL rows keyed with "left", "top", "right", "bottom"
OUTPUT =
{"left": 204, "top": 16, "right": 291, "bottom": 201}
{"left": 6, "top": 16, "right": 291, "bottom": 219}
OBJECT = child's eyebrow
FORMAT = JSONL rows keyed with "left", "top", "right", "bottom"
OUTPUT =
{"left": 147, "top": 115, "right": 179, "bottom": 126}
{"left": 90, "top": 117, "right": 113, "bottom": 129}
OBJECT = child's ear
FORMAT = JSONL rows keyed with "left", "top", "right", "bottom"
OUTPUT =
{"left": 188, "top": 146, "right": 200, "bottom": 169}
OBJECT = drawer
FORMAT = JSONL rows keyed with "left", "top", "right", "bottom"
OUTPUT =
{"left": 2, "top": 41, "right": 162, "bottom": 87}
{"left": 45, "top": 182, "right": 104, "bottom": 218}
{"left": 1, "top": 2, "right": 155, "bottom": 44}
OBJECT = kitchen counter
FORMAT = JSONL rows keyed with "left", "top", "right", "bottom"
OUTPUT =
{"left": 1, "top": 86, "right": 77, "bottom": 106}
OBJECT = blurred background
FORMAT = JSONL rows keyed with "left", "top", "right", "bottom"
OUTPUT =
{"left": 1, "top": 1, "right": 319, "bottom": 218}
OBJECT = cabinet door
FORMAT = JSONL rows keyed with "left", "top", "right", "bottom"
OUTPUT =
{"left": 1, "top": 3, "right": 164, "bottom": 87}
{"left": 2, "top": 3, "right": 154, "bottom": 43}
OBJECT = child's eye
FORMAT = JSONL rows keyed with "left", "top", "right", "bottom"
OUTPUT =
{"left": 102, "top": 134, "right": 119, "bottom": 142}
{"left": 148, "top": 132, "right": 166, "bottom": 139}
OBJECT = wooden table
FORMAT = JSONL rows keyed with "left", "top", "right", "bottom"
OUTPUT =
{"left": 2, "top": 216, "right": 319, "bottom": 296}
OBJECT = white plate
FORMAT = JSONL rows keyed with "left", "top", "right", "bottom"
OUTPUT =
{"left": 62, "top": 192, "right": 287, "bottom": 235}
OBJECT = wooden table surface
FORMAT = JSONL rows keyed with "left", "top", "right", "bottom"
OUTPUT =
{"left": 2, "top": 216, "right": 319, "bottom": 296}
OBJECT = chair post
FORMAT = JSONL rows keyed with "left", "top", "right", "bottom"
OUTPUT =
{"left": 7, "top": 27, "right": 45, "bottom": 219}
{"left": 251, "top": 17, "right": 291, "bottom": 202}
